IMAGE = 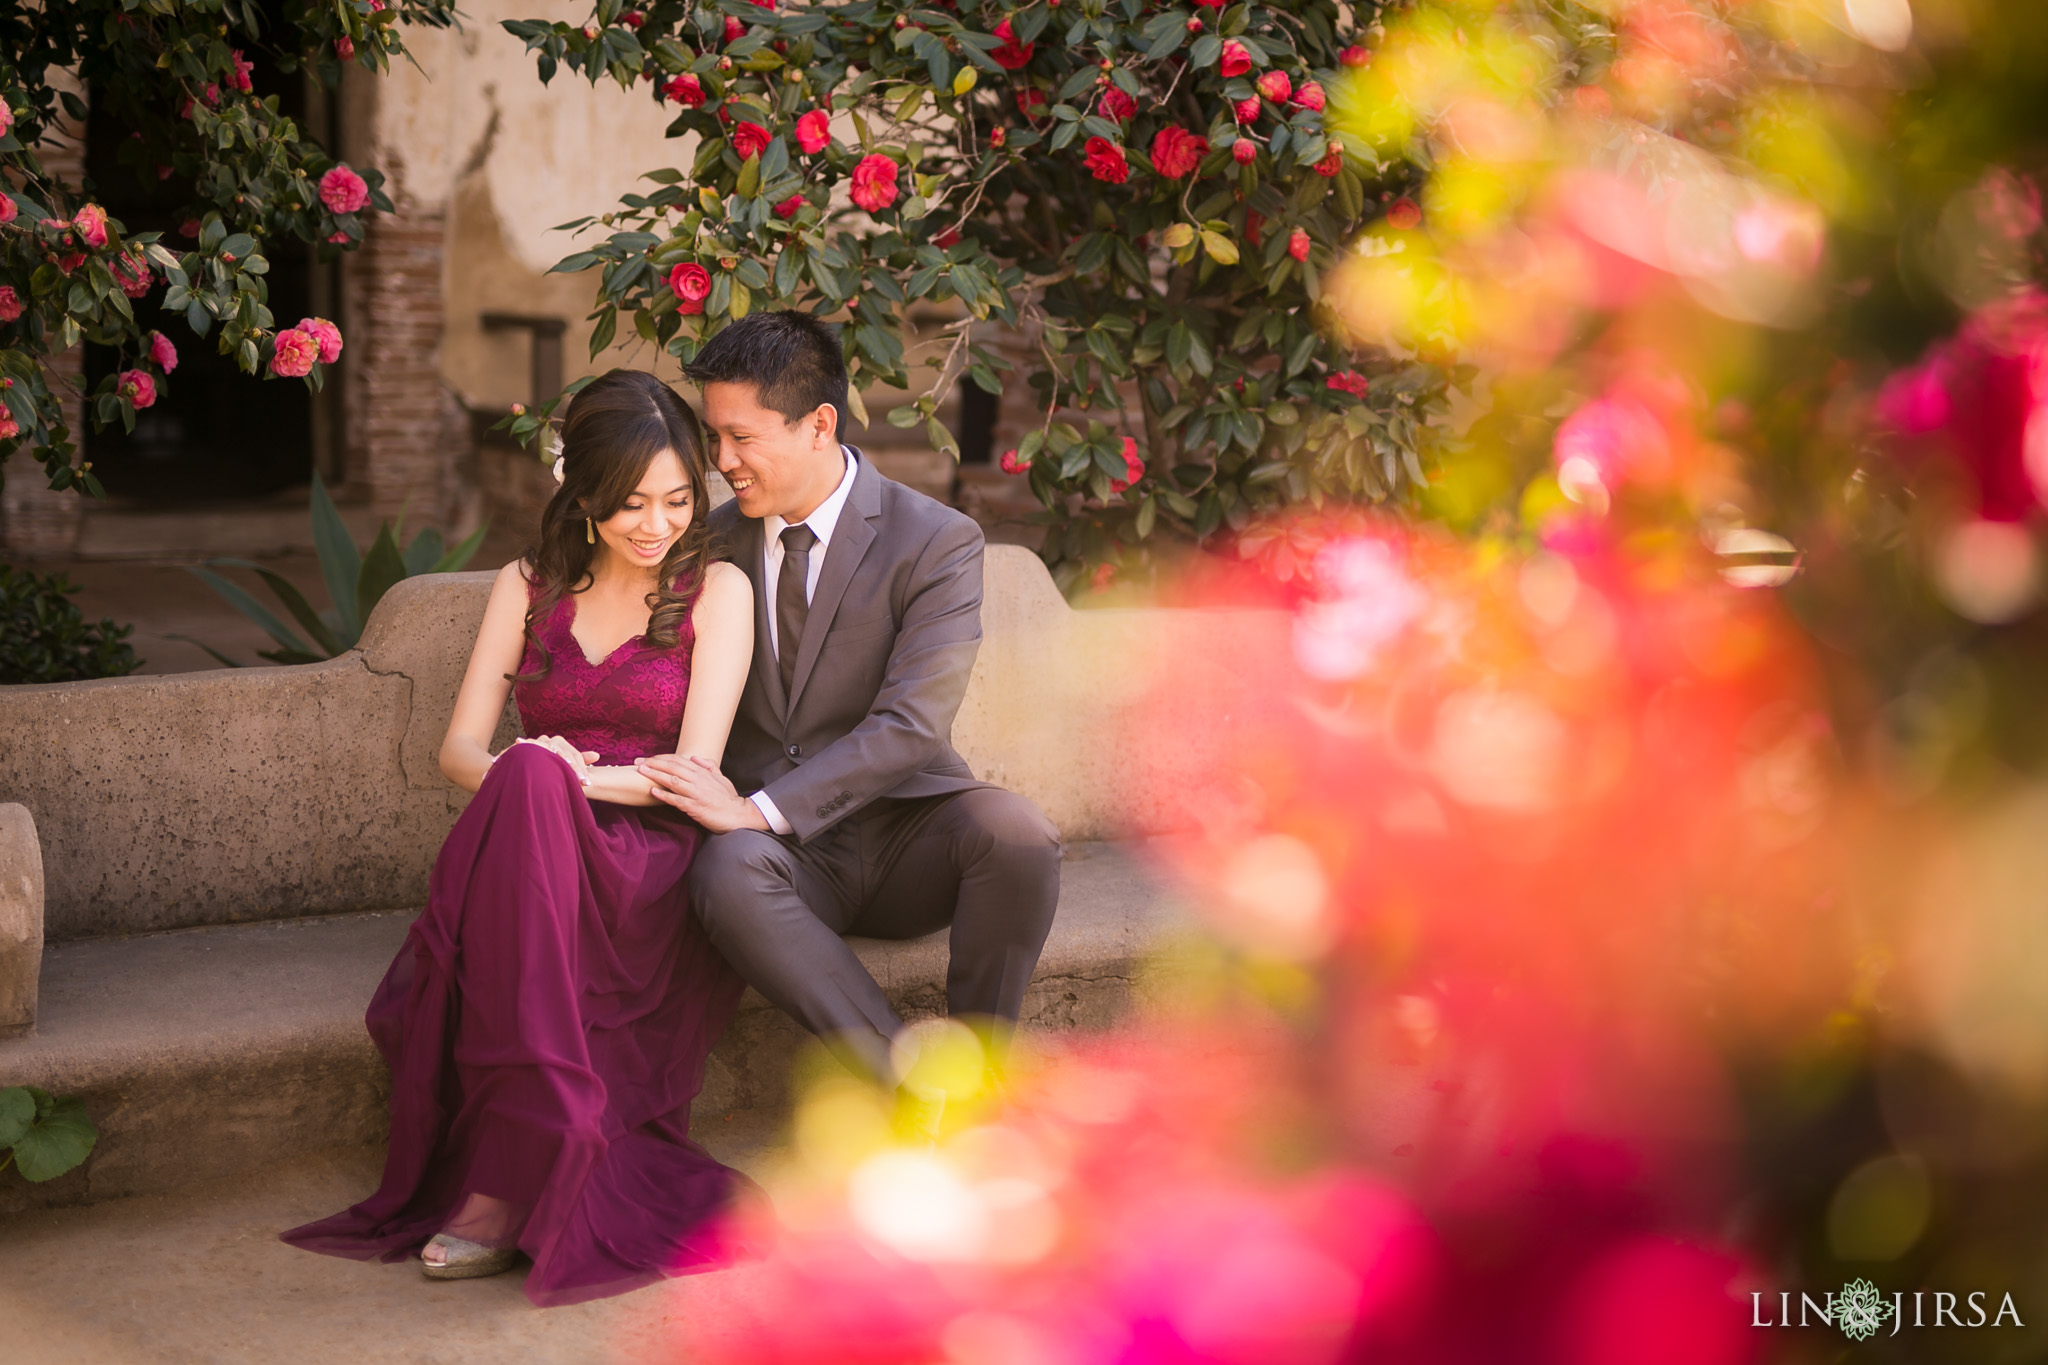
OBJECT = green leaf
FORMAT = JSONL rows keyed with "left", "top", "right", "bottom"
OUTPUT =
{"left": 428, "top": 521, "right": 491, "bottom": 574}
{"left": 354, "top": 523, "right": 409, "bottom": 629}
{"left": 185, "top": 567, "right": 313, "bottom": 658}
{"left": 736, "top": 153, "right": 762, "bottom": 199}
{"left": 10, "top": 1097, "right": 96, "bottom": 1182}
{"left": 401, "top": 529, "right": 446, "bottom": 577}
{"left": 309, "top": 474, "right": 363, "bottom": 639}
{"left": 0, "top": 1087, "right": 33, "bottom": 1148}
{"left": 209, "top": 559, "right": 345, "bottom": 657}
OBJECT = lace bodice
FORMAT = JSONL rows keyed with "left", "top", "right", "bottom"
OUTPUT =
{"left": 513, "top": 580, "right": 696, "bottom": 767}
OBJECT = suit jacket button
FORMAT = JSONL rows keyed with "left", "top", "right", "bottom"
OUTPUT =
{"left": 816, "top": 807, "right": 829, "bottom": 818}
{"left": 787, "top": 743, "right": 802, "bottom": 758}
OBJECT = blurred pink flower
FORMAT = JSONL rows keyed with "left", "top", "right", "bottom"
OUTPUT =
{"left": 269, "top": 328, "right": 319, "bottom": 378}
{"left": 0, "top": 286, "right": 23, "bottom": 322}
{"left": 112, "top": 252, "right": 152, "bottom": 298}
{"left": 229, "top": 49, "right": 255, "bottom": 93}
{"left": 148, "top": 331, "right": 177, "bottom": 373}
{"left": 0, "top": 410, "right": 16, "bottom": 442}
{"left": 320, "top": 164, "right": 370, "bottom": 215}
{"left": 0, "top": 195, "right": 15, "bottom": 225}
{"left": 850, "top": 153, "right": 900, "bottom": 213}
{"left": 73, "top": 203, "right": 109, "bottom": 248}
{"left": 1294, "top": 537, "right": 1427, "bottom": 680}
{"left": 1111, "top": 436, "right": 1144, "bottom": 493}
{"left": 795, "top": 108, "right": 830, "bottom": 154}
{"left": 297, "top": 316, "right": 343, "bottom": 364}
{"left": 118, "top": 368, "right": 157, "bottom": 410}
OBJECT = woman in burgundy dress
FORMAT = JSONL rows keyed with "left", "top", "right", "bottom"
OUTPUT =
{"left": 283, "top": 369, "right": 758, "bottom": 1306}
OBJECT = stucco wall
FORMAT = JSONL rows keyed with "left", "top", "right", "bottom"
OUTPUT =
{"left": 0, "top": 548, "right": 1286, "bottom": 942}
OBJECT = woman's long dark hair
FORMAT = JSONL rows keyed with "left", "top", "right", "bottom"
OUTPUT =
{"left": 514, "top": 369, "right": 713, "bottom": 682}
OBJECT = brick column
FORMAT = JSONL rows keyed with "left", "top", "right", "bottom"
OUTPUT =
{"left": 1, "top": 93, "right": 88, "bottom": 560}
{"left": 343, "top": 207, "right": 452, "bottom": 521}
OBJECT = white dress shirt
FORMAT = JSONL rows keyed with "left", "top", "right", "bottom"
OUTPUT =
{"left": 749, "top": 447, "right": 858, "bottom": 836}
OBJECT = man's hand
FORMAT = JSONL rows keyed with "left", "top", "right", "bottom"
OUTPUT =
{"left": 636, "top": 754, "right": 770, "bottom": 834}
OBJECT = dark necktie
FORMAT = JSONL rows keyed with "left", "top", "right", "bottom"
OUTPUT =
{"left": 777, "top": 523, "right": 818, "bottom": 697}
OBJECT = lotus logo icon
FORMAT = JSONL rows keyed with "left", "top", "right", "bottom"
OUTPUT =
{"left": 1835, "top": 1279, "right": 1894, "bottom": 1342}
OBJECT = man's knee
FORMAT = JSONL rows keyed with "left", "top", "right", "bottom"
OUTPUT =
{"left": 952, "top": 788, "right": 1061, "bottom": 864}
{"left": 689, "top": 829, "right": 795, "bottom": 915}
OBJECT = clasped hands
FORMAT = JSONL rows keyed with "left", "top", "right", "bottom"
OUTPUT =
{"left": 635, "top": 753, "right": 769, "bottom": 833}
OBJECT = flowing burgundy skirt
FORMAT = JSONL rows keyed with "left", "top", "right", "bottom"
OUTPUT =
{"left": 282, "top": 743, "right": 755, "bottom": 1306}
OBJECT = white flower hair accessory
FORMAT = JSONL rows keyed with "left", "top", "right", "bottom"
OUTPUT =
{"left": 548, "top": 429, "right": 565, "bottom": 486}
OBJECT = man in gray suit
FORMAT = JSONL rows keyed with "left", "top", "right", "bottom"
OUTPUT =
{"left": 636, "top": 312, "right": 1061, "bottom": 1085}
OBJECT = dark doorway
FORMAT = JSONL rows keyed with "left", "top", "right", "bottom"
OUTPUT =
{"left": 82, "top": 11, "right": 323, "bottom": 505}
{"left": 957, "top": 376, "right": 997, "bottom": 465}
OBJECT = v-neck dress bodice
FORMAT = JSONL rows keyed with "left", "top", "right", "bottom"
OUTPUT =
{"left": 515, "top": 586, "right": 694, "bottom": 767}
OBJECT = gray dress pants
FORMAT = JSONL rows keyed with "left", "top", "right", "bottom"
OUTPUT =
{"left": 688, "top": 787, "right": 1061, "bottom": 1081}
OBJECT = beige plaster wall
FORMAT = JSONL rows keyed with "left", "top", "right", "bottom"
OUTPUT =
{"left": 0, "top": 549, "right": 1286, "bottom": 942}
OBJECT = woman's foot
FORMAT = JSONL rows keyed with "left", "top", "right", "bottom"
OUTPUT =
{"left": 420, "top": 1232, "right": 519, "bottom": 1280}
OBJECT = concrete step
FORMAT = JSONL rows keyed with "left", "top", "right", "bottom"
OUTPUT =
{"left": 0, "top": 842, "right": 1172, "bottom": 1216}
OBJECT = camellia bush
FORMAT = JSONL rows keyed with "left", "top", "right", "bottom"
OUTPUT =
{"left": 502, "top": 0, "right": 1458, "bottom": 589}
{"left": 0, "top": 0, "right": 452, "bottom": 497}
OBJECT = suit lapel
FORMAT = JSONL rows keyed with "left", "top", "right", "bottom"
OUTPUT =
{"left": 786, "top": 452, "right": 882, "bottom": 716}
{"left": 733, "top": 513, "right": 789, "bottom": 719}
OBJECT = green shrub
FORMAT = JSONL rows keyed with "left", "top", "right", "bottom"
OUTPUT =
{"left": 0, "top": 564, "right": 142, "bottom": 685}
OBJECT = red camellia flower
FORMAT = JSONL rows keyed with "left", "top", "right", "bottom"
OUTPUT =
{"left": 1386, "top": 196, "right": 1422, "bottom": 229}
{"left": 0, "top": 286, "right": 22, "bottom": 322}
{"left": 335, "top": 36, "right": 355, "bottom": 61}
{"left": 620, "top": 9, "right": 645, "bottom": 26}
{"left": 1192, "top": 0, "right": 1225, "bottom": 8}
{"left": 230, "top": 49, "right": 256, "bottom": 94}
{"left": 1233, "top": 138, "right": 1258, "bottom": 165}
{"left": 1340, "top": 45, "right": 1372, "bottom": 67}
{"left": 999, "top": 448, "right": 1028, "bottom": 474}
{"left": 1220, "top": 40, "right": 1251, "bottom": 77}
{"left": 74, "top": 203, "right": 109, "bottom": 248}
{"left": 991, "top": 18, "right": 1036, "bottom": 70}
{"left": 1111, "top": 436, "right": 1145, "bottom": 492}
{"left": 148, "top": 331, "right": 178, "bottom": 373}
{"left": 320, "top": 164, "right": 370, "bottom": 214}
{"left": 298, "top": 316, "right": 343, "bottom": 364}
{"left": 668, "top": 263, "right": 712, "bottom": 313}
{"left": 795, "top": 109, "right": 831, "bottom": 154}
{"left": 730, "top": 119, "right": 772, "bottom": 160}
{"left": 1150, "top": 126, "right": 1210, "bottom": 180}
{"left": 112, "top": 252, "right": 152, "bottom": 298}
{"left": 1246, "top": 209, "right": 1264, "bottom": 244}
{"left": 270, "top": 329, "right": 318, "bottom": 378}
{"left": 118, "top": 368, "right": 157, "bottom": 410}
{"left": 723, "top": 15, "right": 744, "bottom": 42}
{"left": 664, "top": 73, "right": 705, "bottom": 107}
{"left": 1100, "top": 87, "right": 1137, "bottom": 122}
{"left": 179, "top": 218, "right": 202, "bottom": 239}
{"left": 327, "top": 230, "right": 351, "bottom": 244}
{"left": 1314, "top": 146, "right": 1343, "bottom": 177}
{"left": 1327, "top": 369, "right": 1371, "bottom": 398}
{"left": 1295, "top": 80, "right": 1326, "bottom": 112}
{"left": 990, "top": 125, "right": 1008, "bottom": 148}
{"left": 1289, "top": 227, "right": 1311, "bottom": 262}
{"left": 1083, "top": 136, "right": 1130, "bottom": 185}
{"left": 1256, "top": 70, "right": 1292, "bottom": 103}
{"left": 1234, "top": 96, "right": 1261, "bottom": 123}
{"left": 1186, "top": 17, "right": 1203, "bottom": 32}
{"left": 773, "top": 194, "right": 804, "bottom": 219}
{"left": 0, "top": 195, "right": 14, "bottom": 225}
{"left": 850, "top": 153, "right": 901, "bottom": 213}
{"left": 935, "top": 227, "right": 962, "bottom": 248}
{"left": 1015, "top": 88, "right": 1047, "bottom": 119}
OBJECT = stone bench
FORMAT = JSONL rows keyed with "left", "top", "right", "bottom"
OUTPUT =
{"left": 0, "top": 548, "right": 1283, "bottom": 1210}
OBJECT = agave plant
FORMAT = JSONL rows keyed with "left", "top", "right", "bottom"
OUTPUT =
{"left": 181, "top": 475, "right": 487, "bottom": 666}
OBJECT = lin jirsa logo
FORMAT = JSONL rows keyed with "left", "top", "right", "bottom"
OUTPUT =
{"left": 1753, "top": 1279, "right": 2024, "bottom": 1340}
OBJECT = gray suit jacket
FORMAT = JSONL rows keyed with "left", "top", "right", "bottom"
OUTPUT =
{"left": 709, "top": 448, "right": 990, "bottom": 843}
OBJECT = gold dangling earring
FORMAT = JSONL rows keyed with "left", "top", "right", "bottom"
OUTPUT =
{"left": 585, "top": 518, "right": 595, "bottom": 544}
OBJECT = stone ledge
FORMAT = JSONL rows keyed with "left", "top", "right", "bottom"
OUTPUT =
{"left": 0, "top": 803, "right": 43, "bottom": 1037}
{"left": 0, "top": 842, "right": 1175, "bottom": 1216}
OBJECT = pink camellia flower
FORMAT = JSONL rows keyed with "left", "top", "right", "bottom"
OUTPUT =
{"left": 730, "top": 119, "right": 772, "bottom": 161}
{"left": 148, "top": 331, "right": 178, "bottom": 373}
{"left": 1234, "top": 96, "right": 1262, "bottom": 123}
{"left": 1220, "top": 40, "right": 1251, "bottom": 78}
{"left": 230, "top": 49, "right": 255, "bottom": 93}
{"left": 320, "top": 164, "right": 370, "bottom": 214}
{"left": 1295, "top": 80, "right": 1326, "bottom": 112}
{"left": 0, "top": 194, "right": 17, "bottom": 225}
{"left": 1256, "top": 70, "right": 1292, "bottom": 103}
{"left": 723, "top": 15, "right": 744, "bottom": 42}
{"left": 1150, "top": 126, "right": 1210, "bottom": 180}
{"left": 1327, "top": 370, "right": 1371, "bottom": 398}
{"left": 664, "top": 73, "right": 705, "bottom": 107}
{"left": 1233, "top": 138, "right": 1258, "bottom": 165}
{"left": 1091, "top": 561, "right": 1116, "bottom": 589}
{"left": 180, "top": 217, "right": 203, "bottom": 239}
{"left": 772, "top": 194, "right": 804, "bottom": 220}
{"left": 118, "top": 368, "right": 157, "bottom": 410}
{"left": 849, "top": 153, "right": 900, "bottom": 213}
{"left": 1340, "top": 45, "right": 1372, "bottom": 67}
{"left": 1386, "top": 196, "right": 1422, "bottom": 229}
{"left": 298, "top": 316, "right": 343, "bottom": 364}
{"left": 1110, "top": 437, "right": 1145, "bottom": 493}
{"left": 991, "top": 18, "right": 1035, "bottom": 70}
{"left": 795, "top": 109, "right": 831, "bottom": 154}
{"left": 1000, "top": 448, "right": 1028, "bottom": 474}
{"left": 1314, "top": 146, "right": 1343, "bottom": 177}
{"left": 668, "top": 262, "right": 712, "bottom": 314}
{"left": 1083, "top": 136, "right": 1129, "bottom": 185}
{"left": 1099, "top": 87, "right": 1137, "bottom": 122}
{"left": 335, "top": 36, "right": 355, "bottom": 61}
{"left": 0, "top": 410, "right": 17, "bottom": 441}
{"left": 202, "top": 83, "right": 221, "bottom": 107}
{"left": 327, "top": 230, "right": 351, "bottom": 244}
{"left": 0, "top": 104, "right": 10, "bottom": 136}
{"left": 0, "top": 286, "right": 22, "bottom": 322}
{"left": 74, "top": 203, "right": 110, "bottom": 248}
{"left": 269, "top": 327, "right": 319, "bottom": 378}
{"left": 990, "top": 125, "right": 1007, "bottom": 148}
{"left": 56, "top": 251, "right": 85, "bottom": 274}
{"left": 1289, "top": 227, "right": 1311, "bottom": 262}
{"left": 113, "top": 252, "right": 153, "bottom": 298}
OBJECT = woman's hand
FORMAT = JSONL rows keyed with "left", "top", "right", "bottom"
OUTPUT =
{"left": 504, "top": 735, "right": 601, "bottom": 786}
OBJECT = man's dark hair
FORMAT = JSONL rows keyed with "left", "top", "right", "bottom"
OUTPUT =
{"left": 683, "top": 311, "right": 850, "bottom": 439}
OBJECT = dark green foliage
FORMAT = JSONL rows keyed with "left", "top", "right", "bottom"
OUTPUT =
{"left": 0, "top": 563, "right": 141, "bottom": 685}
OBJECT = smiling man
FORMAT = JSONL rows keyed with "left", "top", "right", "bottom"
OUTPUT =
{"left": 637, "top": 311, "right": 1061, "bottom": 1086}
